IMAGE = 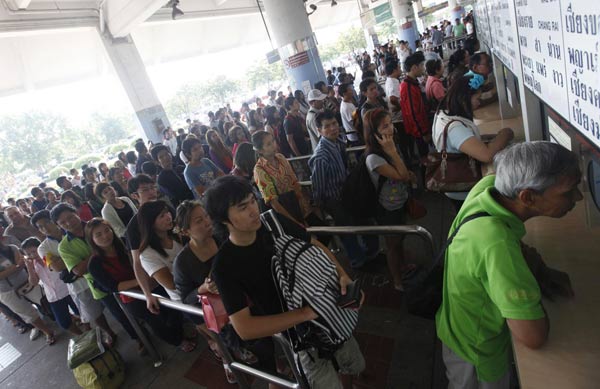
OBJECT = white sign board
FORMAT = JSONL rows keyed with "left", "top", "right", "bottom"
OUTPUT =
{"left": 474, "top": 0, "right": 492, "bottom": 48}
{"left": 487, "top": 0, "right": 522, "bottom": 78}
{"left": 514, "top": 0, "right": 569, "bottom": 119}
{"left": 561, "top": 0, "right": 600, "bottom": 150}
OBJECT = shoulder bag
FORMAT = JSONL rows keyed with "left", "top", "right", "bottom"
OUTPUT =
{"left": 422, "top": 119, "right": 482, "bottom": 192}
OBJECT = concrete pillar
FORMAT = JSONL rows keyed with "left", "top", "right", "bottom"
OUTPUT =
{"left": 389, "top": 0, "right": 419, "bottom": 51}
{"left": 412, "top": 0, "right": 424, "bottom": 34}
{"left": 262, "top": 0, "right": 326, "bottom": 94}
{"left": 364, "top": 26, "right": 379, "bottom": 52}
{"left": 447, "top": 0, "right": 464, "bottom": 23}
{"left": 99, "top": 31, "right": 170, "bottom": 144}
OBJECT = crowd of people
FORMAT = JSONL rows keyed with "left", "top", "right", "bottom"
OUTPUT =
{"left": 0, "top": 11, "right": 582, "bottom": 389}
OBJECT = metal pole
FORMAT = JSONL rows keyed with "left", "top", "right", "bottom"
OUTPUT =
{"left": 113, "top": 293, "right": 163, "bottom": 367}
{"left": 118, "top": 290, "right": 302, "bottom": 389}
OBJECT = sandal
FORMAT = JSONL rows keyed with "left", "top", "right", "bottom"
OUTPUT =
{"left": 46, "top": 332, "right": 56, "bottom": 346}
{"left": 17, "top": 326, "right": 28, "bottom": 334}
{"left": 180, "top": 339, "right": 197, "bottom": 353}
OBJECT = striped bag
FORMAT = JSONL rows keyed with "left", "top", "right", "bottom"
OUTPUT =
{"left": 261, "top": 210, "right": 359, "bottom": 355}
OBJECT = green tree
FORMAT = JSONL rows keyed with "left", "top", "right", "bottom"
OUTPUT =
{"left": 199, "top": 75, "right": 242, "bottom": 106}
{"left": 246, "top": 59, "right": 287, "bottom": 91}
{"left": 0, "top": 112, "right": 72, "bottom": 173}
{"left": 336, "top": 25, "right": 368, "bottom": 53}
{"left": 375, "top": 19, "right": 398, "bottom": 42}
{"left": 165, "top": 83, "right": 204, "bottom": 120}
{"left": 89, "top": 112, "right": 135, "bottom": 144}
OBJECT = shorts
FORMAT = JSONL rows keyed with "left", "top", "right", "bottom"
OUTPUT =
{"left": 298, "top": 336, "right": 365, "bottom": 389}
{"left": 74, "top": 288, "right": 104, "bottom": 323}
{"left": 375, "top": 203, "right": 407, "bottom": 226}
{"left": 0, "top": 289, "right": 39, "bottom": 324}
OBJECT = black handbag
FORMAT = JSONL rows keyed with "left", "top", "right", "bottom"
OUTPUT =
{"left": 403, "top": 212, "right": 490, "bottom": 319}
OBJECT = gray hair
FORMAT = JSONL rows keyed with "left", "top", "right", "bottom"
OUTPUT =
{"left": 494, "top": 141, "right": 580, "bottom": 199}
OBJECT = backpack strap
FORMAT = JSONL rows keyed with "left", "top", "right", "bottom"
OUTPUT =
{"left": 404, "top": 78, "right": 426, "bottom": 136}
{"left": 261, "top": 209, "right": 285, "bottom": 238}
{"left": 430, "top": 211, "right": 491, "bottom": 270}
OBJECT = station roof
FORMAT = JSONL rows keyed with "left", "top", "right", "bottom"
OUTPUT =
{"left": 0, "top": 0, "right": 362, "bottom": 97}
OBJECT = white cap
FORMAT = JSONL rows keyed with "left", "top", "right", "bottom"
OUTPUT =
{"left": 307, "top": 89, "right": 327, "bottom": 101}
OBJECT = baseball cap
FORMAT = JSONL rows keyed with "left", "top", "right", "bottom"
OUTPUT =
{"left": 307, "top": 89, "right": 327, "bottom": 101}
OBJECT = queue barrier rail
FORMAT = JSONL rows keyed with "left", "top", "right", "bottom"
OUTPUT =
{"left": 116, "top": 290, "right": 308, "bottom": 388}
{"left": 115, "top": 224, "right": 435, "bottom": 388}
{"left": 286, "top": 145, "right": 365, "bottom": 163}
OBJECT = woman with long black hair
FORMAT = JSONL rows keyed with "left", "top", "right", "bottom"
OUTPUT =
{"left": 432, "top": 76, "right": 514, "bottom": 210}
{"left": 86, "top": 218, "right": 191, "bottom": 353}
{"left": 363, "top": 108, "right": 417, "bottom": 291}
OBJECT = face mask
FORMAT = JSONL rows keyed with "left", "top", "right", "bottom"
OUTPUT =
{"left": 465, "top": 70, "right": 485, "bottom": 90}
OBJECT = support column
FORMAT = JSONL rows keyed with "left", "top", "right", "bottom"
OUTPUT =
{"left": 412, "top": 0, "right": 424, "bottom": 35}
{"left": 447, "top": 0, "right": 464, "bottom": 23}
{"left": 389, "top": 0, "right": 419, "bottom": 51}
{"left": 99, "top": 31, "right": 170, "bottom": 144}
{"left": 364, "top": 26, "right": 379, "bottom": 52}
{"left": 262, "top": 0, "right": 326, "bottom": 94}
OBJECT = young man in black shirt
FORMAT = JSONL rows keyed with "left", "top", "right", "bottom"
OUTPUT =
{"left": 204, "top": 176, "right": 365, "bottom": 388}
{"left": 150, "top": 145, "right": 193, "bottom": 207}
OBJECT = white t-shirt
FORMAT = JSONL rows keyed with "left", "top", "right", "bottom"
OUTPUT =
{"left": 38, "top": 237, "right": 90, "bottom": 295}
{"left": 466, "top": 22, "right": 474, "bottom": 35}
{"left": 384, "top": 77, "right": 402, "bottom": 123}
{"left": 140, "top": 240, "right": 183, "bottom": 301}
{"left": 340, "top": 101, "right": 359, "bottom": 142}
{"left": 164, "top": 137, "right": 178, "bottom": 155}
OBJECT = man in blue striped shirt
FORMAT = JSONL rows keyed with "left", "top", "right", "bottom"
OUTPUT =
{"left": 309, "top": 110, "right": 379, "bottom": 269}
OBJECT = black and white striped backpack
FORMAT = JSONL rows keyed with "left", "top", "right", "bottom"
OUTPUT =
{"left": 260, "top": 210, "right": 359, "bottom": 357}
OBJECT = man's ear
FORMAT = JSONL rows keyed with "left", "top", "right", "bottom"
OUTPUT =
{"left": 517, "top": 189, "right": 537, "bottom": 207}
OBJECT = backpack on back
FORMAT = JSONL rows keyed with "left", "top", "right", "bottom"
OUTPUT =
{"left": 261, "top": 210, "right": 358, "bottom": 358}
{"left": 341, "top": 153, "right": 385, "bottom": 219}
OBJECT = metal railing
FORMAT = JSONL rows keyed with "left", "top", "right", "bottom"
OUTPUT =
{"left": 307, "top": 225, "right": 435, "bottom": 258}
{"left": 116, "top": 290, "right": 308, "bottom": 389}
{"left": 115, "top": 224, "right": 435, "bottom": 388}
{"left": 287, "top": 145, "right": 365, "bottom": 163}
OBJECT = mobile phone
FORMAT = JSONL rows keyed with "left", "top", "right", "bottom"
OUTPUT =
{"left": 337, "top": 280, "right": 362, "bottom": 309}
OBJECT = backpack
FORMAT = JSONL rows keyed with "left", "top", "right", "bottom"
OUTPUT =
{"left": 261, "top": 210, "right": 358, "bottom": 358}
{"left": 69, "top": 328, "right": 125, "bottom": 389}
{"left": 72, "top": 349, "right": 125, "bottom": 389}
{"left": 340, "top": 153, "right": 386, "bottom": 219}
{"left": 403, "top": 212, "right": 490, "bottom": 319}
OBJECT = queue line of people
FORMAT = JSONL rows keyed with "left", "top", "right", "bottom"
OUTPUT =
{"left": 0, "top": 39, "right": 582, "bottom": 388}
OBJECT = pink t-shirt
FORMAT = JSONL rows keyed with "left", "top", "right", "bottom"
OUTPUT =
{"left": 425, "top": 76, "right": 446, "bottom": 103}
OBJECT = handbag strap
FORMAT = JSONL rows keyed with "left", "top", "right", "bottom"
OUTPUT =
{"left": 440, "top": 119, "right": 464, "bottom": 155}
{"left": 431, "top": 211, "right": 491, "bottom": 270}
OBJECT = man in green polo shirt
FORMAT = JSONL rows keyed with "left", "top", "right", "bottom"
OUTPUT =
{"left": 436, "top": 141, "right": 581, "bottom": 388}
{"left": 51, "top": 203, "right": 120, "bottom": 344}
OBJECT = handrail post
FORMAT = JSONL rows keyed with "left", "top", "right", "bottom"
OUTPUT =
{"left": 206, "top": 329, "right": 251, "bottom": 388}
{"left": 273, "top": 333, "right": 310, "bottom": 389}
{"left": 118, "top": 290, "right": 303, "bottom": 388}
{"left": 113, "top": 293, "right": 163, "bottom": 367}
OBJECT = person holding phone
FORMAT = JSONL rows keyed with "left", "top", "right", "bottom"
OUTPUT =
{"left": 363, "top": 108, "right": 417, "bottom": 291}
